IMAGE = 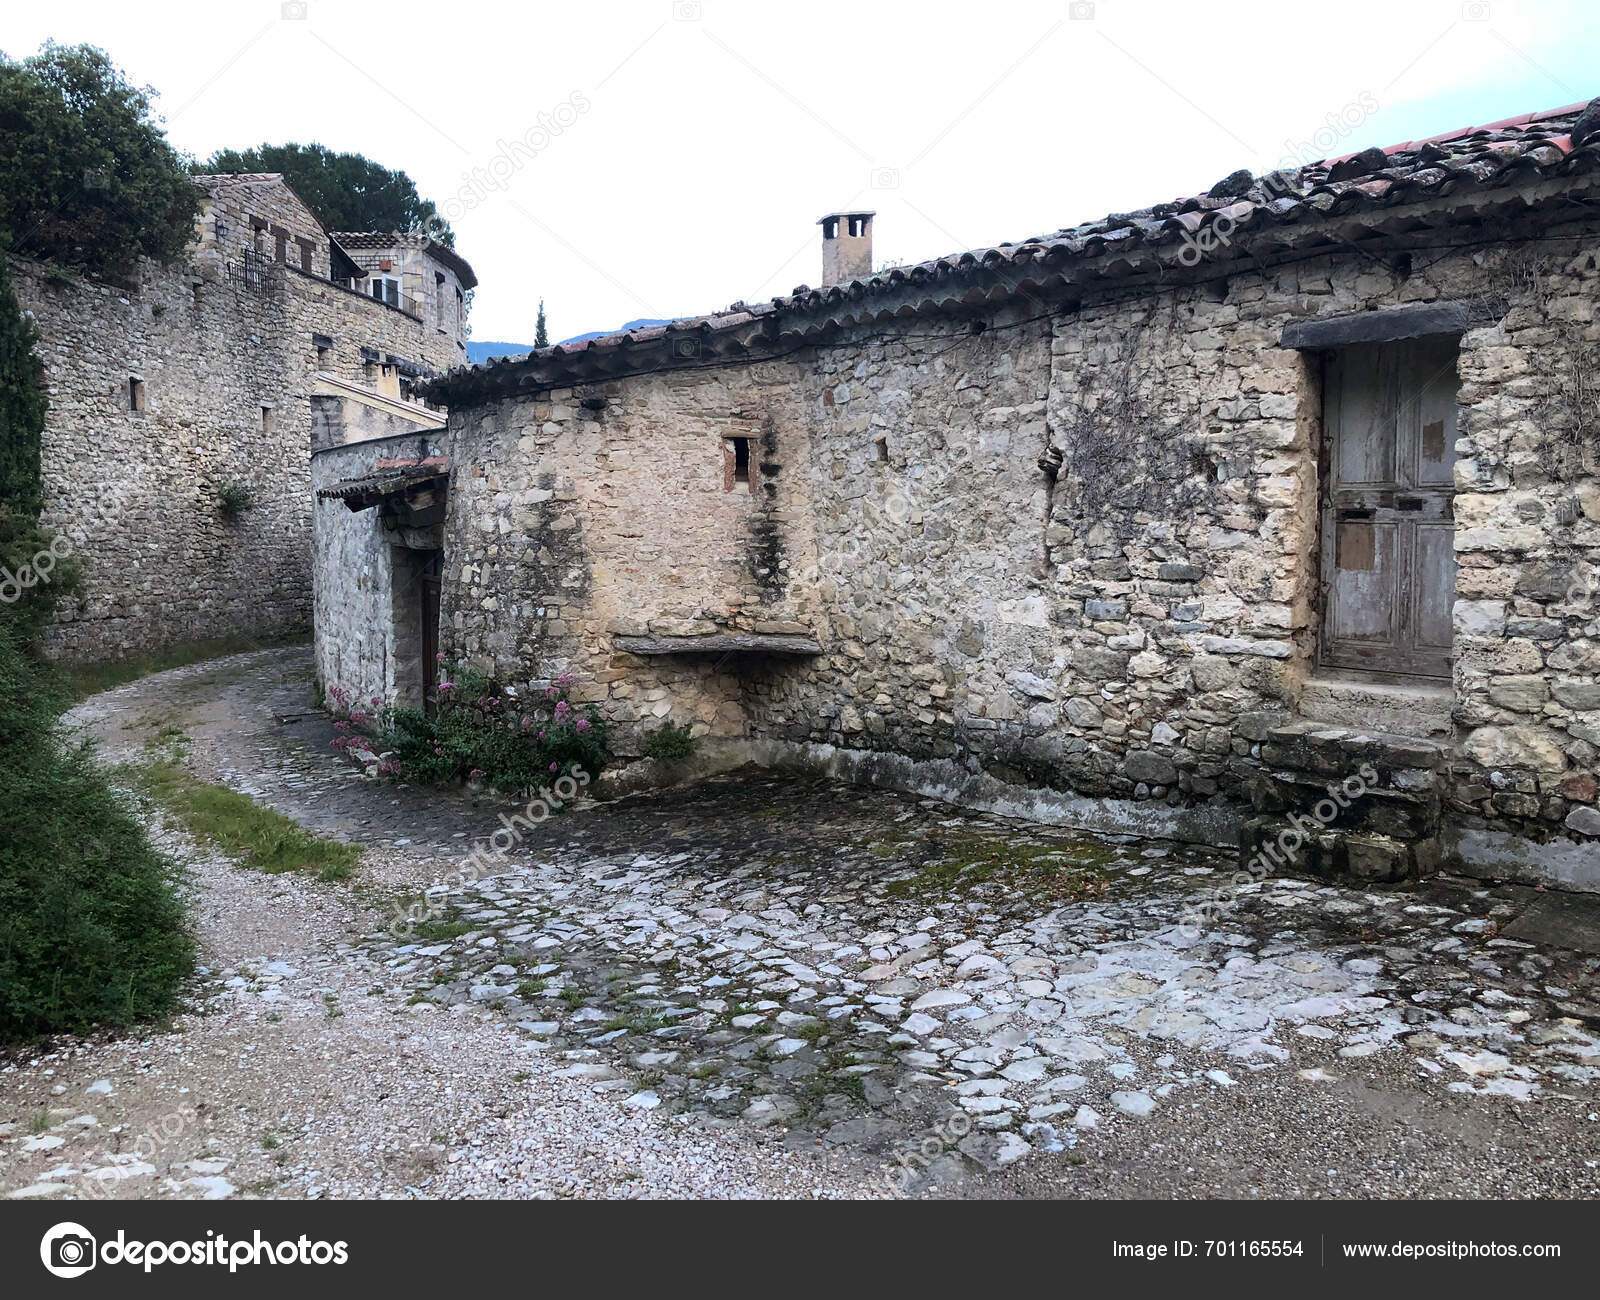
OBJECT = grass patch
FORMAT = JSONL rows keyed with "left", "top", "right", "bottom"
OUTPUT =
{"left": 63, "top": 633, "right": 308, "bottom": 700}
{"left": 124, "top": 760, "right": 358, "bottom": 881}
{"left": 883, "top": 830, "right": 1121, "bottom": 902}
{"left": 410, "top": 918, "right": 474, "bottom": 943}
{"left": 602, "top": 1012, "right": 666, "bottom": 1034}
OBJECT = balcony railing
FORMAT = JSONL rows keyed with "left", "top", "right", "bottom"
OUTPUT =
{"left": 225, "top": 249, "right": 280, "bottom": 296}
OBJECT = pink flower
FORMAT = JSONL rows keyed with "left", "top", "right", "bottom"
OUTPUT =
{"left": 575, "top": 718, "right": 590, "bottom": 732}
{"left": 556, "top": 671, "right": 574, "bottom": 687}
{"left": 370, "top": 696, "right": 381, "bottom": 707}
{"left": 538, "top": 730, "right": 547, "bottom": 740}
{"left": 549, "top": 762, "right": 559, "bottom": 772}
{"left": 435, "top": 652, "right": 446, "bottom": 663}
{"left": 469, "top": 768, "right": 484, "bottom": 779}
{"left": 554, "top": 700, "right": 570, "bottom": 715}
{"left": 438, "top": 681, "right": 455, "bottom": 693}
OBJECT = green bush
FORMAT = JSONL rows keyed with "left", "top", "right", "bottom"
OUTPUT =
{"left": 643, "top": 720, "right": 697, "bottom": 763}
{"left": 0, "top": 620, "right": 194, "bottom": 1039}
{"left": 217, "top": 482, "right": 253, "bottom": 519}
{"left": 0, "top": 43, "right": 200, "bottom": 279}
{"left": 0, "top": 238, "right": 191, "bottom": 1041}
{"left": 337, "top": 663, "right": 610, "bottom": 795}
{"left": 0, "top": 254, "right": 47, "bottom": 518}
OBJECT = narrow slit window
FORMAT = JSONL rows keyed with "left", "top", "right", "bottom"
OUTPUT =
{"left": 261, "top": 405, "right": 274, "bottom": 432}
{"left": 725, "top": 435, "right": 753, "bottom": 492}
{"left": 128, "top": 377, "right": 145, "bottom": 412}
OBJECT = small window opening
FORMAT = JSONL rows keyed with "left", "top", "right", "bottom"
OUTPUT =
{"left": 733, "top": 436, "right": 750, "bottom": 483}
{"left": 261, "top": 405, "right": 273, "bottom": 432}
{"left": 128, "top": 377, "right": 145, "bottom": 412}
{"left": 874, "top": 436, "right": 889, "bottom": 463}
{"left": 822, "top": 217, "right": 838, "bottom": 239}
{"left": 316, "top": 344, "right": 330, "bottom": 367}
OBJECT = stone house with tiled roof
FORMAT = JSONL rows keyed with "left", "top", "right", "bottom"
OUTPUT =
{"left": 11, "top": 171, "right": 475, "bottom": 661}
{"left": 317, "top": 97, "right": 1600, "bottom": 892}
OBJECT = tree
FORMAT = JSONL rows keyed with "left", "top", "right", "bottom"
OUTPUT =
{"left": 0, "top": 43, "right": 200, "bottom": 280}
{"left": 195, "top": 142, "right": 453, "bottom": 246}
{"left": 0, "top": 251, "right": 46, "bottom": 519}
{"left": 534, "top": 299, "right": 548, "bottom": 349}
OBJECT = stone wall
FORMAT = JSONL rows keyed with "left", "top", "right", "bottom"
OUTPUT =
{"left": 438, "top": 362, "right": 824, "bottom": 748}
{"left": 16, "top": 252, "right": 308, "bottom": 658}
{"left": 433, "top": 216, "right": 1600, "bottom": 883}
{"left": 13, "top": 177, "right": 468, "bottom": 661}
{"left": 311, "top": 429, "right": 447, "bottom": 707}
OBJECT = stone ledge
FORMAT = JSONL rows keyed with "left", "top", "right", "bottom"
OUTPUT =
{"left": 612, "top": 634, "right": 824, "bottom": 657}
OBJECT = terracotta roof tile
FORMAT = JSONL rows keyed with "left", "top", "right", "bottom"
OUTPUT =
{"left": 432, "top": 95, "right": 1600, "bottom": 403}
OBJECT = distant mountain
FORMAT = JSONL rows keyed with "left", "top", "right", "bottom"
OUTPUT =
{"left": 466, "top": 340, "right": 534, "bottom": 364}
{"left": 558, "top": 318, "right": 676, "bottom": 344}
{"left": 466, "top": 319, "right": 680, "bottom": 363}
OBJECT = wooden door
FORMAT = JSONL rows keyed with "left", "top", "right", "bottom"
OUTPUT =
{"left": 1319, "top": 336, "right": 1459, "bottom": 679}
{"left": 419, "top": 550, "right": 442, "bottom": 717}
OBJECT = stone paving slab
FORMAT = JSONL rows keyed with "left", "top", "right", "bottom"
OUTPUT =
{"left": 9, "top": 647, "right": 1599, "bottom": 1199}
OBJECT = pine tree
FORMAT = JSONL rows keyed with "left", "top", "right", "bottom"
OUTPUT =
{"left": 534, "top": 299, "right": 549, "bottom": 349}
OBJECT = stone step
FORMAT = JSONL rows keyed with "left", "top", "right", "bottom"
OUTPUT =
{"left": 1263, "top": 720, "right": 1450, "bottom": 775}
{"left": 1299, "top": 674, "right": 1453, "bottom": 739}
{"left": 1243, "top": 817, "right": 1439, "bottom": 883}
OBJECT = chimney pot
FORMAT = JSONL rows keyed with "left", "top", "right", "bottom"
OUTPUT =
{"left": 818, "top": 210, "right": 875, "bottom": 286}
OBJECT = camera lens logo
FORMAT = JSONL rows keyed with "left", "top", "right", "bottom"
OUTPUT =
{"left": 41, "top": 1223, "right": 97, "bottom": 1279}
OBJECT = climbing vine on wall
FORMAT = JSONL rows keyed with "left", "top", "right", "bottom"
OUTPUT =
{"left": 1049, "top": 302, "right": 1212, "bottom": 527}
{"left": 1484, "top": 247, "right": 1600, "bottom": 475}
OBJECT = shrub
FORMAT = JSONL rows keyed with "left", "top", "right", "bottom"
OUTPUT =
{"left": 0, "top": 619, "right": 194, "bottom": 1039}
{"left": 354, "top": 662, "right": 610, "bottom": 795}
{"left": 643, "top": 720, "right": 697, "bottom": 763}
{"left": 217, "top": 482, "right": 253, "bottom": 519}
{"left": 0, "top": 254, "right": 47, "bottom": 518}
{"left": 0, "top": 246, "right": 190, "bottom": 1040}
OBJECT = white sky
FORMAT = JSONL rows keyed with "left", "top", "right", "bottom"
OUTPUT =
{"left": 4, "top": 0, "right": 1595, "bottom": 343}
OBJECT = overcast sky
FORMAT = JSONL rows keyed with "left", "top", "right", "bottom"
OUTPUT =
{"left": 4, "top": 0, "right": 1596, "bottom": 344}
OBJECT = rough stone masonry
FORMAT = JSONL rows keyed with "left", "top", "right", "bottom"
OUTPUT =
{"left": 314, "top": 99, "right": 1600, "bottom": 893}
{"left": 12, "top": 173, "right": 472, "bottom": 662}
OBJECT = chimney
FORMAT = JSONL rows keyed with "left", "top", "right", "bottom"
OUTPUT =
{"left": 818, "top": 211, "right": 875, "bottom": 286}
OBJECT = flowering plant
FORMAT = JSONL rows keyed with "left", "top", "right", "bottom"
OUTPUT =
{"left": 371, "top": 662, "right": 609, "bottom": 793}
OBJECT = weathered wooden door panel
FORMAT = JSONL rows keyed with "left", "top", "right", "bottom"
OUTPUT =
{"left": 1320, "top": 338, "right": 1459, "bottom": 679}
{"left": 1328, "top": 517, "right": 1399, "bottom": 649}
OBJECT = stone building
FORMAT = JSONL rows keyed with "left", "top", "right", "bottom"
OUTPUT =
{"left": 315, "top": 99, "right": 1600, "bottom": 892}
{"left": 11, "top": 172, "right": 473, "bottom": 660}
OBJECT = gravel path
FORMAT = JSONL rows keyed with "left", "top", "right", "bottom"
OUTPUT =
{"left": 3, "top": 647, "right": 1599, "bottom": 1200}
{"left": 0, "top": 651, "right": 880, "bottom": 1200}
